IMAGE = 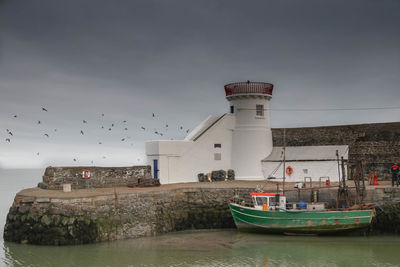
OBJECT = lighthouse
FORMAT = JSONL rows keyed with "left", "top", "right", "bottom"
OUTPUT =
{"left": 146, "top": 81, "right": 275, "bottom": 183}
{"left": 225, "top": 81, "right": 274, "bottom": 180}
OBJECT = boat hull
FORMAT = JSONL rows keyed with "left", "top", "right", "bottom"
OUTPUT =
{"left": 228, "top": 203, "right": 374, "bottom": 235}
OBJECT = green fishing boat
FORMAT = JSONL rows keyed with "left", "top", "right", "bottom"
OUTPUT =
{"left": 228, "top": 192, "right": 375, "bottom": 235}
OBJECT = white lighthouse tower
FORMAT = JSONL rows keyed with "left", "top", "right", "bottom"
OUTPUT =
{"left": 225, "top": 81, "right": 274, "bottom": 180}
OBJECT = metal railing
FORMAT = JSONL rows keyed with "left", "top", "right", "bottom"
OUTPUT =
{"left": 224, "top": 82, "right": 273, "bottom": 96}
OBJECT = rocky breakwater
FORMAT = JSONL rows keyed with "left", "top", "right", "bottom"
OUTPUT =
{"left": 3, "top": 186, "right": 253, "bottom": 245}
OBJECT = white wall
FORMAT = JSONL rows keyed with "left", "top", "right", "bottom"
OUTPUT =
{"left": 146, "top": 114, "right": 235, "bottom": 184}
{"left": 229, "top": 96, "right": 273, "bottom": 179}
{"left": 262, "top": 160, "right": 347, "bottom": 183}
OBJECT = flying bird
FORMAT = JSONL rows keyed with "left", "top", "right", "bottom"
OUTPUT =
{"left": 160, "top": 133, "right": 163, "bottom": 136}
{"left": 111, "top": 124, "right": 114, "bottom": 127}
{"left": 124, "top": 128, "right": 128, "bottom": 130}
{"left": 73, "top": 158, "right": 77, "bottom": 162}
{"left": 186, "top": 129, "right": 190, "bottom": 133}
{"left": 101, "top": 113, "right": 104, "bottom": 117}
{"left": 101, "top": 126, "right": 104, "bottom": 129}
{"left": 123, "top": 120, "right": 127, "bottom": 123}
{"left": 98, "top": 142, "right": 102, "bottom": 144}
{"left": 121, "top": 138, "right": 125, "bottom": 141}
{"left": 6, "top": 129, "right": 10, "bottom": 133}
{"left": 152, "top": 113, "right": 155, "bottom": 117}
{"left": 80, "top": 130, "right": 84, "bottom": 135}
{"left": 42, "top": 107, "right": 48, "bottom": 112}
{"left": 13, "top": 115, "right": 17, "bottom": 118}
{"left": 5, "top": 138, "right": 10, "bottom": 142}
{"left": 108, "top": 128, "right": 112, "bottom": 131}
{"left": 141, "top": 127, "right": 146, "bottom": 130}
{"left": 83, "top": 120, "right": 87, "bottom": 123}
{"left": 8, "top": 131, "right": 13, "bottom": 136}
{"left": 180, "top": 126, "right": 183, "bottom": 130}
{"left": 38, "top": 121, "right": 41, "bottom": 124}
{"left": 44, "top": 134, "right": 49, "bottom": 137}
{"left": 37, "top": 152, "right": 40, "bottom": 156}
{"left": 54, "top": 129, "right": 57, "bottom": 132}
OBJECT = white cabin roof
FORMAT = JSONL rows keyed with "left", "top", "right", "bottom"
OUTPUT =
{"left": 262, "top": 145, "right": 348, "bottom": 162}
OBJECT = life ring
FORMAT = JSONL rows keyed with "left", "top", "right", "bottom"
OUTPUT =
{"left": 82, "top": 170, "right": 91, "bottom": 180}
{"left": 285, "top": 166, "right": 293, "bottom": 176}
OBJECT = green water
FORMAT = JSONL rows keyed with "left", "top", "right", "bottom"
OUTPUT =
{"left": 1, "top": 169, "right": 400, "bottom": 267}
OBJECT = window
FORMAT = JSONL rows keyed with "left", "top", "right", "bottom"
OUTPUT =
{"left": 255, "top": 197, "right": 268, "bottom": 206}
{"left": 214, "top": 143, "right": 221, "bottom": 148}
{"left": 256, "top": 105, "right": 264, "bottom": 116}
{"left": 230, "top": 106, "right": 234, "bottom": 114}
{"left": 214, "top": 153, "right": 221, "bottom": 160}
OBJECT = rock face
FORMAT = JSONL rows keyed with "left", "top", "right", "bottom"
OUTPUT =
{"left": 3, "top": 188, "right": 251, "bottom": 245}
{"left": 272, "top": 122, "right": 400, "bottom": 180}
{"left": 40, "top": 166, "right": 152, "bottom": 190}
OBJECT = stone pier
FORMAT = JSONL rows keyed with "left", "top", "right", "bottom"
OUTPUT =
{"left": 3, "top": 181, "right": 400, "bottom": 245}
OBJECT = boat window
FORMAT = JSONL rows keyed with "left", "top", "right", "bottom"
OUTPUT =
{"left": 255, "top": 197, "right": 268, "bottom": 206}
{"left": 269, "top": 198, "right": 277, "bottom": 207}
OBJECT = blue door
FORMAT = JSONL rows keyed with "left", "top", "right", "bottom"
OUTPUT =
{"left": 153, "top": 159, "right": 158, "bottom": 179}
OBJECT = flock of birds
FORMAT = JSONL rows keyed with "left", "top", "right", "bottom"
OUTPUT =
{"left": 3, "top": 107, "right": 191, "bottom": 164}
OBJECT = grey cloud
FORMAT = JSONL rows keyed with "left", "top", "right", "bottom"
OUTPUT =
{"left": 0, "top": 0, "right": 399, "bottom": 167}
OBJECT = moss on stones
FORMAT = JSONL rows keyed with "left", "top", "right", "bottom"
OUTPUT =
{"left": 3, "top": 209, "right": 100, "bottom": 245}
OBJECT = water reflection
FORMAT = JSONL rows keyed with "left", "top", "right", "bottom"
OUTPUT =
{"left": 3, "top": 230, "right": 400, "bottom": 266}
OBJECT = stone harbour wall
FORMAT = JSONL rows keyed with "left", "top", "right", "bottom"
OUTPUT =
{"left": 3, "top": 187, "right": 252, "bottom": 245}
{"left": 272, "top": 122, "right": 400, "bottom": 180}
{"left": 4, "top": 186, "right": 400, "bottom": 245}
{"left": 40, "top": 166, "right": 152, "bottom": 190}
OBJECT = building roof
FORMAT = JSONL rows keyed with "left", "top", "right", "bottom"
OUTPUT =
{"left": 184, "top": 114, "right": 225, "bottom": 141}
{"left": 262, "top": 145, "right": 348, "bottom": 162}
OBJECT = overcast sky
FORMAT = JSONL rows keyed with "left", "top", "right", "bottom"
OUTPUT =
{"left": 0, "top": 0, "right": 399, "bottom": 168}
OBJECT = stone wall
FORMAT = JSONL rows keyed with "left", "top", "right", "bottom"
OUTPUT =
{"left": 40, "top": 166, "right": 152, "bottom": 190}
{"left": 272, "top": 122, "right": 400, "bottom": 180}
{"left": 4, "top": 186, "right": 400, "bottom": 245}
{"left": 3, "top": 187, "right": 251, "bottom": 245}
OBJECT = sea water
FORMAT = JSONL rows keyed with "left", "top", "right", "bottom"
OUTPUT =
{"left": 1, "top": 169, "right": 400, "bottom": 267}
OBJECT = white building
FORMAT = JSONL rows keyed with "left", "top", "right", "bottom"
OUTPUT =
{"left": 262, "top": 145, "right": 348, "bottom": 183}
{"left": 146, "top": 81, "right": 348, "bottom": 184}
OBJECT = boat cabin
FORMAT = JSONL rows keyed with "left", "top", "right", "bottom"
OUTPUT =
{"left": 251, "top": 192, "right": 286, "bottom": 211}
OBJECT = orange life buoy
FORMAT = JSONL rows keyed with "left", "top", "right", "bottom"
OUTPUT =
{"left": 285, "top": 166, "right": 293, "bottom": 176}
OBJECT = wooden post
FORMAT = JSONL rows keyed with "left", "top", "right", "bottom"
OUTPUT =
{"left": 282, "top": 128, "right": 286, "bottom": 194}
{"left": 341, "top": 156, "right": 346, "bottom": 188}
{"left": 341, "top": 156, "right": 350, "bottom": 207}
{"left": 336, "top": 150, "right": 340, "bottom": 209}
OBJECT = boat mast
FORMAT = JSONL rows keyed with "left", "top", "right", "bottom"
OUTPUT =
{"left": 282, "top": 128, "right": 286, "bottom": 194}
